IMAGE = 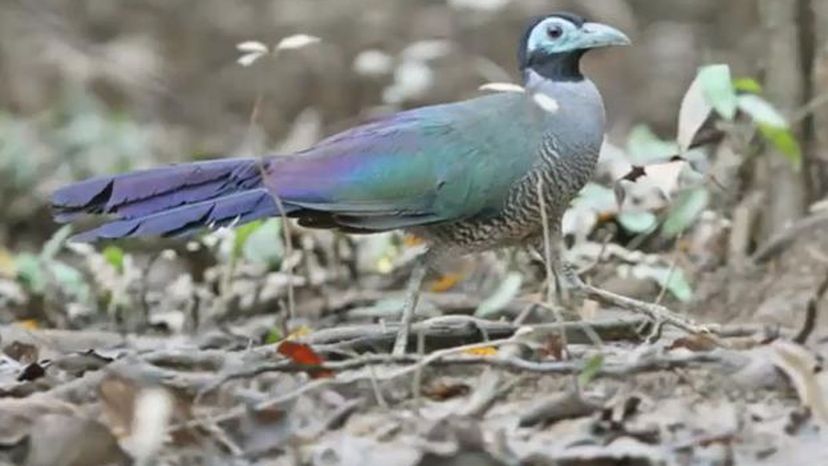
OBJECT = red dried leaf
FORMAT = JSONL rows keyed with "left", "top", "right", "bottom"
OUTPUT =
{"left": 277, "top": 341, "right": 333, "bottom": 378}
{"left": 668, "top": 334, "right": 719, "bottom": 352}
{"left": 421, "top": 382, "right": 470, "bottom": 401}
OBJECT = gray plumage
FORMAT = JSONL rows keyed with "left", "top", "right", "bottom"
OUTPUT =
{"left": 415, "top": 74, "right": 606, "bottom": 261}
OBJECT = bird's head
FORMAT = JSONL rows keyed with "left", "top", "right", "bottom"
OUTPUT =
{"left": 518, "top": 13, "right": 630, "bottom": 82}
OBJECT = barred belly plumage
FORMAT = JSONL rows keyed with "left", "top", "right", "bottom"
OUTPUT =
{"left": 415, "top": 135, "right": 600, "bottom": 256}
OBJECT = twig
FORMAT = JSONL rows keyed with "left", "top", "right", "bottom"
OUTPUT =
{"left": 202, "top": 421, "right": 244, "bottom": 456}
{"left": 304, "top": 315, "right": 648, "bottom": 351}
{"left": 728, "top": 192, "right": 763, "bottom": 263}
{"left": 655, "top": 234, "right": 682, "bottom": 305}
{"left": 794, "top": 271, "right": 828, "bottom": 344}
{"left": 174, "top": 347, "right": 726, "bottom": 433}
{"left": 751, "top": 212, "right": 828, "bottom": 263}
{"left": 518, "top": 390, "right": 600, "bottom": 427}
{"left": 367, "top": 365, "right": 388, "bottom": 408}
{"left": 246, "top": 87, "right": 296, "bottom": 332}
{"left": 412, "top": 329, "right": 425, "bottom": 409}
{"left": 457, "top": 339, "right": 526, "bottom": 418}
{"left": 791, "top": 91, "right": 828, "bottom": 123}
{"left": 564, "top": 268, "right": 711, "bottom": 335}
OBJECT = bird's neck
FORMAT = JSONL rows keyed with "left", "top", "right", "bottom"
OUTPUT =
{"left": 523, "top": 70, "right": 602, "bottom": 109}
{"left": 522, "top": 51, "right": 585, "bottom": 83}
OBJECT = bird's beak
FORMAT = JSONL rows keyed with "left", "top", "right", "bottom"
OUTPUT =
{"left": 579, "top": 22, "right": 631, "bottom": 49}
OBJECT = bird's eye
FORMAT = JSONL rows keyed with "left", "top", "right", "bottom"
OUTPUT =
{"left": 547, "top": 25, "right": 563, "bottom": 39}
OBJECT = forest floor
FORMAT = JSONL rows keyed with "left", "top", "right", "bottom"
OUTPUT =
{"left": 1, "top": 219, "right": 827, "bottom": 466}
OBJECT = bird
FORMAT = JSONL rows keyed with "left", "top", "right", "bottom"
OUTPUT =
{"left": 51, "top": 13, "right": 630, "bottom": 354}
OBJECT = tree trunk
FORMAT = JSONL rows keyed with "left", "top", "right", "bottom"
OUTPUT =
{"left": 812, "top": 0, "right": 828, "bottom": 196}
{"left": 757, "top": 0, "right": 808, "bottom": 239}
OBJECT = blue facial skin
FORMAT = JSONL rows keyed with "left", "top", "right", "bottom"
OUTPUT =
{"left": 525, "top": 17, "right": 630, "bottom": 57}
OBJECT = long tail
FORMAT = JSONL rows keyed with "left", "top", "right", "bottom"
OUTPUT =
{"left": 51, "top": 158, "right": 291, "bottom": 241}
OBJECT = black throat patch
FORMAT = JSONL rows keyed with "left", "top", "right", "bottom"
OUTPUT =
{"left": 518, "top": 12, "right": 588, "bottom": 82}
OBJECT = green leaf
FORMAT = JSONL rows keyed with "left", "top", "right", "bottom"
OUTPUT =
{"left": 475, "top": 272, "right": 523, "bottom": 317}
{"left": 626, "top": 125, "right": 680, "bottom": 164}
{"left": 243, "top": 219, "right": 283, "bottom": 267}
{"left": 759, "top": 125, "right": 802, "bottom": 170}
{"left": 738, "top": 94, "right": 788, "bottom": 128}
{"left": 575, "top": 183, "right": 617, "bottom": 213}
{"left": 52, "top": 262, "right": 90, "bottom": 302}
{"left": 678, "top": 71, "right": 714, "bottom": 152}
{"left": 264, "top": 327, "right": 283, "bottom": 344}
{"left": 662, "top": 188, "right": 710, "bottom": 238}
{"left": 578, "top": 354, "right": 605, "bottom": 387}
{"left": 632, "top": 265, "right": 693, "bottom": 303}
{"left": 663, "top": 268, "right": 693, "bottom": 302}
{"left": 733, "top": 77, "right": 763, "bottom": 94}
{"left": 617, "top": 211, "right": 658, "bottom": 234}
{"left": 698, "top": 64, "right": 738, "bottom": 120}
{"left": 232, "top": 220, "right": 264, "bottom": 260}
{"left": 41, "top": 225, "right": 72, "bottom": 261}
{"left": 102, "top": 246, "right": 125, "bottom": 273}
{"left": 15, "top": 253, "right": 45, "bottom": 294}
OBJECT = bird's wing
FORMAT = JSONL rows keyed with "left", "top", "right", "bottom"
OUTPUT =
{"left": 267, "top": 92, "right": 543, "bottom": 231}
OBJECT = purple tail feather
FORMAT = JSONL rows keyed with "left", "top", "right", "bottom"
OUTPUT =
{"left": 51, "top": 158, "right": 291, "bottom": 241}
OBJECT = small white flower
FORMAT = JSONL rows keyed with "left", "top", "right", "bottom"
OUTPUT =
{"left": 448, "top": 0, "right": 511, "bottom": 11}
{"left": 383, "top": 61, "right": 434, "bottom": 104}
{"left": 479, "top": 82, "right": 525, "bottom": 93}
{"left": 276, "top": 34, "right": 321, "bottom": 51}
{"left": 353, "top": 50, "right": 394, "bottom": 76}
{"left": 236, "top": 41, "right": 269, "bottom": 54}
{"left": 401, "top": 40, "right": 453, "bottom": 62}
{"left": 236, "top": 40, "right": 270, "bottom": 67}
{"left": 237, "top": 52, "right": 266, "bottom": 67}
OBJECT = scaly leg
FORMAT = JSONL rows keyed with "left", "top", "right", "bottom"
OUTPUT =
{"left": 392, "top": 254, "right": 428, "bottom": 356}
{"left": 530, "top": 232, "right": 572, "bottom": 307}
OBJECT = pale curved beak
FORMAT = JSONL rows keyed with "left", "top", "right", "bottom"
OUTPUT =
{"left": 580, "top": 22, "right": 631, "bottom": 49}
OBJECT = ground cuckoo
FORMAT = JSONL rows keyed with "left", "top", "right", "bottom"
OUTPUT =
{"left": 52, "top": 13, "right": 630, "bottom": 353}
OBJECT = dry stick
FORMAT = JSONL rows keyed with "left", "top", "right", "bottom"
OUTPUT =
{"left": 794, "top": 271, "right": 828, "bottom": 344}
{"left": 751, "top": 212, "right": 828, "bottom": 263}
{"left": 536, "top": 178, "right": 569, "bottom": 351}
{"left": 412, "top": 329, "right": 425, "bottom": 409}
{"left": 305, "top": 315, "right": 646, "bottom": 353}
{"left": 655, "top": 233, "right": 682, "bottom": 306}
{"left": 791, "top": 91, "right": 828, "bottom": 123}
{"left": 532, "top": 300, "right": 605, "bottom": 348}
{"left": 247, "top": 86, "right": 296, "bottom": 330}
{"left": 575, "top": 279, "right": 710, "bottom": 335}
{"left": 367, "top": 365, "right": 388, "bottom": 408}
{"left": 202, "top": 421, "right": 244, "bottom": 457}
{"left": 172, "top": 346, "right": 725, "bottom": 432}
{"left": 577, "top": 226, "right": 615, "bottom": 276}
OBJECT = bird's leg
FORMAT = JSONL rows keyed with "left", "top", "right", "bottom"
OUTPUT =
{"left": 392, "top": 253, "right": 428, "bottom": 356}
{"left": 530, "top": 232, "right": 573, "bottom": 307}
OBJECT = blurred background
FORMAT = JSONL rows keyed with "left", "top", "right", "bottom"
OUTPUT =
{"left": 1, "top": 0, "right": 827, "bottom": 334}
{"left": 0, "top": 0, "right": 762, "bottom": 244}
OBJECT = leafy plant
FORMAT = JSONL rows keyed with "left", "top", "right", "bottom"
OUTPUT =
{"left": 14, "top": 226, "right": 91, "bottom": 305}
{"left": 686, "top": 64, "right": 801, "bottom": 168}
